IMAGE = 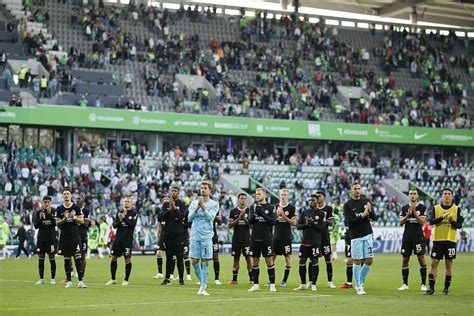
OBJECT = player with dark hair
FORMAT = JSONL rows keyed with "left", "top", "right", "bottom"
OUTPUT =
{"left": 160, "top": 187, "right": 188, "bottom": 286}
{"left": 272, "top": 188, "right": 296, "bottom": 287}
{"left": 398, "top": 189, "right": 428, "bottom": 291}
{"left": 34, "top": 195, "right": 57, "bottom": 285}
{"left": 315, "top": 191, "right": 336, "bottom": 289}
{"left": 105, "top": 196, "right": 138, "bottom": 286}
{"left": 426, "top": 188, "right": 463, "bottom": 295}
{"left": 248, "top": 188, "right": 277, "bottom": 292}
{"left": 294, "top": 194, "right": 325, "bottom": 291}
{"left": 228, "top": 193, "right": 252, "bottom": 284}
{"left": 343, "top": 182, "right": 376, "bottom": 295}
{"left": 188, "top": 181, "right": 219, "bottom": 296}
{"left": 55, "top": 187, "right": 86, "bottom": 288}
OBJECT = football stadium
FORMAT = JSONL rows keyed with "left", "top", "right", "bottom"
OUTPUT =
{"left": 0, "top": 0, "right": 473, "bottom": 314}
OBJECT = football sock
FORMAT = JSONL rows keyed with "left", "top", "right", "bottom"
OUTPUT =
{"left": 283, "top": 266, "right": 291, "bottom": 283}
{"left": 444, "top": 275, "right": 451, "bottom": 290}
{"left": 50, "top": 258, "right": 56, "bottom": 279}
{"left": 111, "top": 260, "right": 118, "bottom": 280}
{"left": 248, "top": 270, "right": 253, "bottom": 282}
{"left": 326, "top": 261, "right": 333, "bottom": 282}
{"left": 402, "top": 266, "right": 409, "bottom": 285}
{"left": 346, "top": 264, "right": 353, "bottom": 284}
{"left": 64, "top": 258, "right": 72, "bottom": 281}
{"left": 74, "top": 257, "right": 84, "bottom": 281}
{"left": 125, "top": 262, "right": 132, "bottom": 281}
{"left": 184, "top": 257, "right": 191, "bottom": 275}
{"left": 38, "top": 257, "right": 45, "bottom": 279}
{"left": 428, "top": 273, "right": 435, "bottom": 291}
{"left": 353, "top": 264, "right": 361, "bottom": 288}
{"left": 420, "top": 265, "right": 427, "bottom": 285}
{"left": 312, "top": 263, "right": 319, "bottom": 285}
{"left": 193, "top": 262, "right": 202, "bottom": 285}
{"left": 268, "top": 265, "right": 275, "bottom": 284}
{"left": 252, "top": 266, "right": 260, "bottom": 285}
{"left": 299, "top": 263, "right": 306, "bottom": 284}
{"left": 232, "top": 269, "right": 238, "bottom": 282}
{"left": 157, "top": 256, "right": 163, "bottom": 274}
{"left": 201, "top": 261, "right": 209, "bottom": 289}
{"left": 360, "top": 264, "right": 371, "bottom": 284}
{"left": 213, "top": 259, "right": 220, "bottom": 280}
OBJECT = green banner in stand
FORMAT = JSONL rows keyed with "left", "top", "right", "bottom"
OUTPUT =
{"left": 0, "top": 105, "right": 473, "bottom": 147}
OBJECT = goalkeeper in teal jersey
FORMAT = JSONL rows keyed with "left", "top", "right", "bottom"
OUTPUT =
{"left": 329, "top": 205, "right": 342, "bottom": 261}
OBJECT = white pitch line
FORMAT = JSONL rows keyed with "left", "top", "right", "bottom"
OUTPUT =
{"left": 3, "top": 294, "right": 328, "bottom": 311}
{"left": 0, "top": 279, "right": 331, "bottom": 297}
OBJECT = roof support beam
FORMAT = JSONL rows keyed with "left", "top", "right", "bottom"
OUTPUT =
{"left": 377, "top": 0, "right": 425, "bottom": 16}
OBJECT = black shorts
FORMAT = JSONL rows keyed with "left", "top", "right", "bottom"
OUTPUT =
{"left": 212, "top": 236, "right": 219, "bottom": 254}
{"left": 36, "top": 240, "right": 56, "bottom": 255}
{"left": 231, "top": 240, "right": 250, "bottom": 258}
{"left": 273, "top": 240, "right": 292, "bottom": 256}
{"left": 321, "top": 238, "right": 331, "bottom": 257}
{"left": 111, "top": 239, "right": 132, "bottom": 257}
{"left": 58, "top": 238, "right": 81, "bottom": 257}
{"left": 345, "top": 242, "right": 351, "bottom": 258}
{"left": 249, "top": 240, "right": 273, "bottom": 258}
{"left": 401, "top": 240, "right": 425, "bottom": 257}
{"left": 81, "top": 239, "right": 88, "bottom": 253}
{"left": 299, "top": 245, "right": 320, "bottom": 259}
{"left": 431, "top": 241, "right": 456, "bottom": 260}
{"left": 157, "top": 236, "right": 166, "bottom": 251}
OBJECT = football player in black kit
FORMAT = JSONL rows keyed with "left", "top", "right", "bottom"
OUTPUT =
{"left": 55, "top": 187, "right": 86, "bottom": 288}
{"left": 34, "top": 195, "right": 57, "bottom": 285}
{"left": 212, "top": 211, "right": 223, "bottom": 285}
{"left": 272, "top": 188, "right": 296, "bottom": 287}
{"left": 398, "top": 189, "right": 428, "bottom": 291}
{"left": 295, "top": 194, "right": 325, "bottom": 291}
{"left": 228, "top": 193, "right": 252, "bottom": 285}
{"left": 343, "top": 182, "right": 376, "bottom": 295}
{"left": 316, "top": 191, "right": 337, "bottom": 289}
{"left": 105, "top": 196, "right": 138, "bottom": 286}
{"left": 248, "top": 188, "right": 277, "bottom": 292}
{"left": 76, "top": 196, "right": 90, "bottom": 277}
{"left": 160, "top": 187, "right": 188, "bottom": 286}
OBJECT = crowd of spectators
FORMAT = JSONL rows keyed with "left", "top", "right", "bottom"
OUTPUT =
{"left": 1, "top": 1, "right": 470, "bottom": 129}
{"left": 1, "top": 139, "right": 470, "bottom": 241}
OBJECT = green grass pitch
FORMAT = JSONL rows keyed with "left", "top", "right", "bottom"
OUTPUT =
{"left": 0, "top": 253, "right": 473, "bottom": 315}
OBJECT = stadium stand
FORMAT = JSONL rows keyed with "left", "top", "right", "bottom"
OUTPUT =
{"left": 0, "top": 0, "right": 471, "bottom": 128}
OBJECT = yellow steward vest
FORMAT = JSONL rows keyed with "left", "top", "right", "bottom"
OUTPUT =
{"left": 433, "top": 204, "right": 458, "bottom": 242}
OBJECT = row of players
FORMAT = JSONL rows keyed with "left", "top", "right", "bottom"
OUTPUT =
{"left": 33, "top": 182, "right": 463, "bottom": 295}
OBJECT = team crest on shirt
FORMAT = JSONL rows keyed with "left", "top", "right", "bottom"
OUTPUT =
{"left": 284, "top": 211, "right": 289, "bottom": 216}
{"left": 129, "top": 216, "right": 132, "bottom": 219}
{"left": 432, "top": 252, "right": 436, "bottom": 257}
{"left": 401, "top": 249, "right": 405, "bottom": 253}
{"left": 37, "top": 248, "right": 40, "bottom": 252}
{"left": 315, "top": 216, "right": 319, "bottom": 220}
{"left": 265, "top": 210, "right": 269, "bottom": 214}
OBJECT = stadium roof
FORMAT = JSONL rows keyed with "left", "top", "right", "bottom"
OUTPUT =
{"left": 298, "top": 0, "right": 474, "bottom": 28}
{"left": 187, "top": 0, "right": 474, "bottom": 29}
